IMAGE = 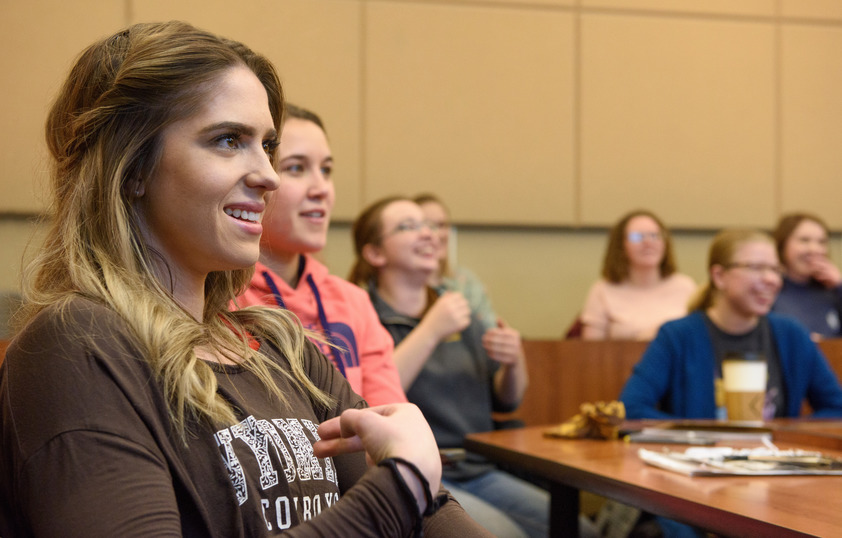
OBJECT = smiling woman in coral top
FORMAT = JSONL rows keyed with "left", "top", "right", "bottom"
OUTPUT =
{"left": 236, "top": 104, "right": 406, "bottom": 407}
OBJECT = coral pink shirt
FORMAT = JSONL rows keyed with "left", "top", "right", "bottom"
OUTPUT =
{"left": 237, "top": 258, "right": 406, "bottom": 406}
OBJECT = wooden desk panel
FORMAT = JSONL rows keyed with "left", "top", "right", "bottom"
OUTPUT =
{"left": 819, "top": 339, "right": 842, "bottom": 378}
{"left": 506, "top": 339, "right": 842, "bottom": 428}
{"left": 774, "top": 419, "right": 842, "bottom": 451}
{"left": 497, "top": 339, "right": 648, "bottom": 427}
{"left": 466, "top": 425, "right": 842, "bottom": 537}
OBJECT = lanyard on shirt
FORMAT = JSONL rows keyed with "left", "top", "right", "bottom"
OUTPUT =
{"left": 261, "top": 270, "right": 347, "bottom": 378}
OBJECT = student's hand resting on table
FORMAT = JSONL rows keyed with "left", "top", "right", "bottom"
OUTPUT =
{"left": 314, "top": 403, "right": 442, "bottom": 514}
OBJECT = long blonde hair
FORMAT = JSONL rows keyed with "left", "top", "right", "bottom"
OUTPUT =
{"left": 21, "top": 21, "right": 331, "bottom": 437}
{"left": 413, "top": 193, "right": 452, "bottom": 279}
{"left": 688, "top": 228, "right": 775, "bottom": 311}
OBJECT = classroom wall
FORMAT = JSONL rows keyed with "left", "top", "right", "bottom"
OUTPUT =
{"left": 3, "top": 0, "right": 842, "bottom": 338}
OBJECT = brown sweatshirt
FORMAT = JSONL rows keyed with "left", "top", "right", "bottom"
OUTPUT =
{"left": 0, "top": 297, "right": 485, "bottom": 537}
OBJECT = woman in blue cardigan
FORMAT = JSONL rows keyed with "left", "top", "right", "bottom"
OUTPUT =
{"left": 621, "top": 228, "right": 842, "bottom": 420}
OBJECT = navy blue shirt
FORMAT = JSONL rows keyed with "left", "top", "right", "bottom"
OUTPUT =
{"left": 772, "top": 277, "right": 842, "bottom": 338}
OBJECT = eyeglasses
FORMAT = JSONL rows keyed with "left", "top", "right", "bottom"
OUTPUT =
{"left": 383, "top": 219, "right": 441, "bottom": 237}
{"left": 724, "top": 262, "right": 785, "bottom": 277}
{"left": 626, "top": 231, "right": 663, "bottom": 243}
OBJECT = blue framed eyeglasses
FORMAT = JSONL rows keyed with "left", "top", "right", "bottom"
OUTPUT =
{"left": 626, "top": 231, "right": 663, "bottom": 243}
{"left": 724, "top": 262, "right": 785, "bottom": 277}
{"left": 384, "top": 219, "right": 441, "bottom": 237}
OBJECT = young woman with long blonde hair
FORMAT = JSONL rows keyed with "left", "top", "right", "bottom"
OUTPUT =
{"left": 0, "top": 21, "right": 486, "bottom": 537}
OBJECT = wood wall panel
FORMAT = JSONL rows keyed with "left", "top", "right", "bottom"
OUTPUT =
{"left": 364, "top": 2, "right": 576, "bottom": 225}
{"left": 781, "top": 0, "right": 842, "bottom": 19}
{"left": 579, "top": 13, "right": 776, "bottom": 228}
{"left": 779, "top": 25, "right": 842, "bottom": 229}
{"left": 6, "top": 0, "right": 842, "bottom": 229}
{"left": 0, "top": 0, "right": 125, "bottom": 213}
{"left": 322, "top": 224, "right": 716, "bottom": 339}
{"left": 130, "top": 0, "right": 365, "bottom": 220}
{"left": 583, "top": 0, "right": 776, "bottom": 17}
{"left": 452, "top": 0, "right": 575, "bottom": 7}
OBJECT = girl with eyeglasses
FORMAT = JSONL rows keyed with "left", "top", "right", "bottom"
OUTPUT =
{"left": 772, "top": 212, "right": 842, "bottom": 340}
{"left": 348, "top": 197, "right": 554, "bottom": 538}
{"left": 236, "top": 104, "right": 406, "bottom": 408}
{"left": 578, "top": 209, "right": 697, "bottom": 340}
{"left": 413, "top": 193, "right": 500, "bottom": 332}
{"left": 620, "top": 228, "right": 842, "bottom": 421}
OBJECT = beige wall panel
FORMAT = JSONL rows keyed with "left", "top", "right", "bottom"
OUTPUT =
{"left": 580, "top": 14, "right": 776, "bottom": 228}
{"left": 582, "top": 0, "right": 775, "bottom": 17}
{"left": 364, "top": 2, "right": 575, "bottom": 225}
{"left": 322, "top": 223, "right": 714, "bottom": 338}
{"left": 1, "top": 0, "right": 125, "bottom": 213}
{"left": 780, "top": 25, "right": 842, "bottom": 228}
{"left": 321, "top": 225, "right": 356, "bottom": 281}
{"left": 131, "top": 0, "right": 364, "bottom": 219}
{"left": 321, "top": 225, "right": 606, "bottom": 338}
{"left": 781, "top": 0, "right": 842, "bottom": 19}
{"left": 0, "top": 219, "right": 833, "bottom": 339}
{"left": 457, "top": 229, "right": 713, "bottom": 338}
{"left": 451, "top": 0, "right": 574, "bottom": 6}
{"left": 455, "top": 229, "right": 603, "bottom": 337}
{"left": 672, "top": 232, "right": 713, "bottom": 286}
{"left": 0, "top": 219, "right": 47, "bottom": 292}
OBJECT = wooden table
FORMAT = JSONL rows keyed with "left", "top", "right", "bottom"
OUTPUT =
{"left": 464, "top": 424, "right": 842, "bottom": 537}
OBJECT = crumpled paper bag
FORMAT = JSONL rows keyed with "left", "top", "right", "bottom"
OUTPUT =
{"left": 544, "top": 400, "right": 626, "bottom": 440}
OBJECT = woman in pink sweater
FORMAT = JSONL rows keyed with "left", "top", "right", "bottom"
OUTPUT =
{"left": 580, "top": 209, "right": 696, "bottom": 340}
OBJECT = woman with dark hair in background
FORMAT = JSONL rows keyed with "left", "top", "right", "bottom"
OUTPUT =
{"left": 580, "top": 209, "right": 696, "bottom": 340}
{"left": 772, "top": 212, "right": 842, "bottom": 339}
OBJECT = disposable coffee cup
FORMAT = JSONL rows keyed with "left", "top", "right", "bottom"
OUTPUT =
{"left": 721, "top": 352, "right": 767, "bottom": 422}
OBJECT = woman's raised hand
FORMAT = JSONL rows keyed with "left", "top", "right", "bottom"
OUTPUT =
{"left": 422, "top": 291, "right": 471, "bottom": 341}
{"left": 482, "top": 320, "right": 525, "bottom": 366}
{"left": 810, "top": 256, "right": 842, "bottom": 289}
